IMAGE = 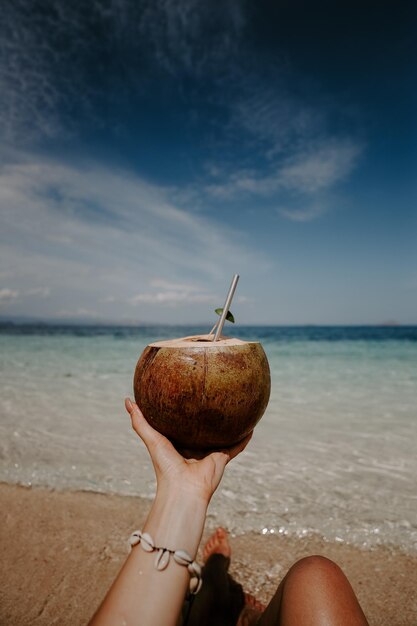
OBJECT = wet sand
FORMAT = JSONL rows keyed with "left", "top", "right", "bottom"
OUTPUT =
{"left": 1, "top": 483, "right": 416, "bottom": 625}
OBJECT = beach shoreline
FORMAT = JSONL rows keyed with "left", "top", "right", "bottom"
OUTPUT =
{"left": 1, "top": 482, "right": 416, "bottom": 625}
{"left": 2, "top": 325, "right": 416, "bottom": 554}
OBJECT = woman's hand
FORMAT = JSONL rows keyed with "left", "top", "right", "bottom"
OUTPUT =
{"left": 125, "top": 398, "right": 251, "bottom": 505}
{"left": 91, "top": 398, "right": 249, "bottom": 626}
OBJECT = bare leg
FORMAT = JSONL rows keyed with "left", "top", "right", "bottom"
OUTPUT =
{"left": 184, "top": 528, "right": 244, "bottom": 626}
{"left": 256, "top": 555, "right": 369, "bottom": 626}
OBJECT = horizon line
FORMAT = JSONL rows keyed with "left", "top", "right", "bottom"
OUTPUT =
{"left": 0, "top": 317, "right": 414, "bottom": 328}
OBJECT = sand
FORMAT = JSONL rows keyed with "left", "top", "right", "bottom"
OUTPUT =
{"left": 0, "top": 483, "right": 416, "bottom": 626}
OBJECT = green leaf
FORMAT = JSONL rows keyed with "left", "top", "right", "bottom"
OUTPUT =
{"left": 215, "top": 308, "right": 235, "bottom": 323}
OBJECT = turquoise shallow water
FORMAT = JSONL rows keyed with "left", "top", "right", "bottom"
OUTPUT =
{"left": 1, "top": 325, "right": 416, "bottom": 552}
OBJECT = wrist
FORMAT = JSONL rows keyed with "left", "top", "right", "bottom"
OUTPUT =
{"left": 144, "top": 485, "right": 209, "bottom": 558}
{"left": 156, "top": 480, "right": 211, "bottom": 508}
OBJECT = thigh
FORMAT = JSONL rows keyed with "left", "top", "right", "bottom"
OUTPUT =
{"left": 256, "top": 556, "right": 368, "bottom": 626}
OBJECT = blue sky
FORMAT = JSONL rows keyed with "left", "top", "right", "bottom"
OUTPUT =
{"left": 0, "top": 0, "right": 416, "bottom": 324}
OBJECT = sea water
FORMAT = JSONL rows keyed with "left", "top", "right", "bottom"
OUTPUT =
{"left": 0, "top": 325, "right": 416, "bottom": 553}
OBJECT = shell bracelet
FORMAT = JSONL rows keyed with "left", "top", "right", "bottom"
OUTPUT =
{"left": 128, "top": 530, "right": 203, "bottom": 595}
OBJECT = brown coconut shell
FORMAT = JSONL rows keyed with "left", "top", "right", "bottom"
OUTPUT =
{"left": 133, "top": 334, "right": 270, "bottom": 450}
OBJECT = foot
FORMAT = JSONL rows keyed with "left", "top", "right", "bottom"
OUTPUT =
{"left": 203, "top": 527, "right": 231, "bottom": 562}
{"left": 236, "top": 593, "right": 266, "bottom": 626}
{"left": 243, "top": 593, "right": 266, "bottom": 613}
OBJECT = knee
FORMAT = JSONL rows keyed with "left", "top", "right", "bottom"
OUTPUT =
{"left": 286, "top": 555, "right": 344, "bottom": 585}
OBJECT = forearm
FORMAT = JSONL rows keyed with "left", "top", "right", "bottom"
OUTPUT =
{"left": 89, "top": 486, "right": 208, "bottom": 626}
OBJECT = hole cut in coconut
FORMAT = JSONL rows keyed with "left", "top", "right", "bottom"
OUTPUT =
{"left": 186, "top": 336, "right": 217, "bottom": 343}
{"left": 149, "top": 335, "right": 249, "bottom": 348}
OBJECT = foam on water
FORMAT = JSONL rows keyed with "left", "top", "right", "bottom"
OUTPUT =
{"left": 1, "top": 325, "right": 416, "bottom": 553}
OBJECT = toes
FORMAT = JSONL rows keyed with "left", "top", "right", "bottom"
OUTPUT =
{"left": 244, "top": 593, "right": 265, "bottom": 613}
{"left": 203, "top": 527, "right": 231, "bottom": 561}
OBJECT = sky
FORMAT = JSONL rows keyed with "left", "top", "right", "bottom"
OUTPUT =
{"left": 0, "top": 0, "right": 416, "bottom": 325}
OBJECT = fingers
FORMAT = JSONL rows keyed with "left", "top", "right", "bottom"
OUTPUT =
{"left": 207, "top": 432, "right": 253, "bottom": 478}
{"left": 125, "top": 398, "right": 253, "bottom": 477}
{"left": 206, "top": 451, "right": 230, "bottom": 488}
{"left": 125, "top": 398, "right": 187, "bottom": 485}
{"left": 125, "top": 398, "right": 161, "bottom": 451}
{"left": 226, "top": 431, "right": 253, "bottom": 461}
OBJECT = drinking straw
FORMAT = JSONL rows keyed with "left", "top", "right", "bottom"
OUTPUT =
{"left": 213, "top": 274, "right": 239, "bottom": 341}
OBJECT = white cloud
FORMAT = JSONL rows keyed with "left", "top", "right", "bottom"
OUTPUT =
{"left": 233, "top": 87, "right": 324, "bottom": 158}
{"left": 0, "top": 288, "right": 19, "bottom": 304}
{"left": 0, "top": 2, "right": 71, "bottom": 141}
{"left": 203, "top": 139, "right": 363, "bottom": 216}
{"left": 0, "top": 153, "right": 261, "bottom": 320}
{"left": 0, "top": 0, "right": 246, "bottom": 143}
{"left": 56, "top": 308, "right": 99, "bottom": 319}
{"left": 138, "top": 0, "right": 245, "bottom": 77}
{"left": 195, "top": 70, "right": 364, "bottom": 223}
{"left": 128, "top": 284, "right": 251, "bottom": 308}
{"left": 130, "top": 291, "right": 215, "bottom": 306}
{"left": 0, "top": 0, "right": 363, "bottom": 234}
{"left": 25, "top": 287, "right": 50, "bottom": 297}
{"left": 129, "top": 276, "right": 218, "bottom": 307}
{"left": 149, "top": 278, "right": 205, "bottom": 292}
{"left": 278, "top": 141, "right": 362, "bottom": 194}
{"left": 277, "top": 203, "right": 328, "bottom": 223}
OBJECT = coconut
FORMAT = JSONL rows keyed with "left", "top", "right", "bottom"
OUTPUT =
{"left": 133, "top": 334, "right": 270, "bottom": 450}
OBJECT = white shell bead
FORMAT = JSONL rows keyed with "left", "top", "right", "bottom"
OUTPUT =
{"left": 129, "top": 533, "right": 141, "bottom": 547}
{"left": 126, "top": 529, "right": 203, "bottom": 593}
{"left": 173, "top": 550, "right": 192, "bottom": 566}
{"left": 189, "top": 577, "right": 203, "bottom": 594}
{"left": 141, "top": 532, "right": 155, "bottom": 552}
{"left": 188, "top": 561, "right": 202, "bottom": 578}
{"left": 155, "top": 549, "right": 170, "bottom": 571}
